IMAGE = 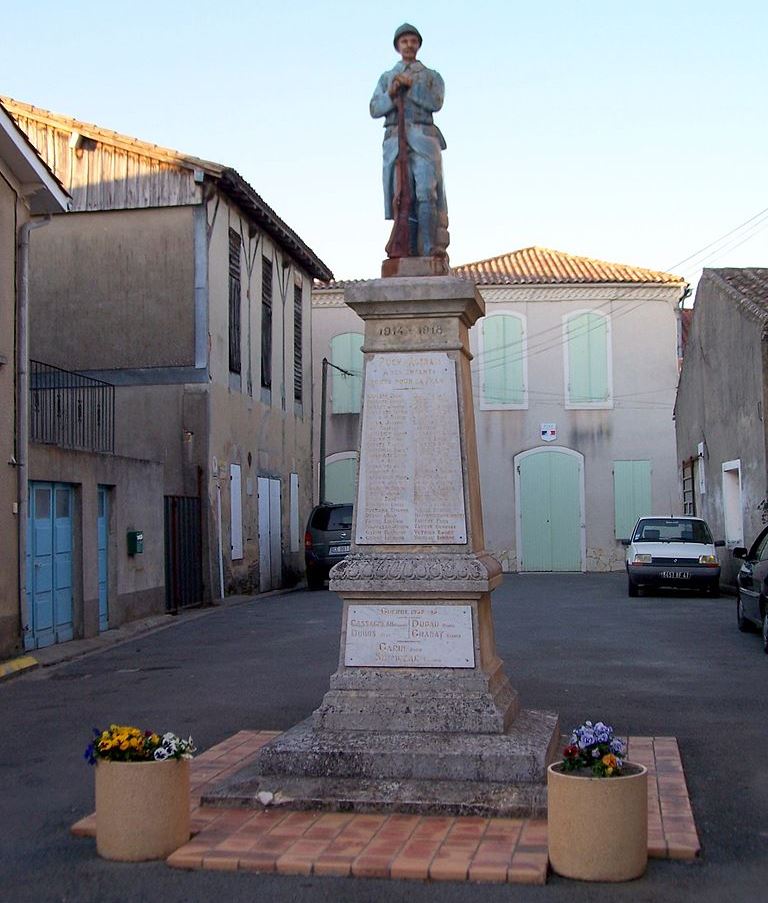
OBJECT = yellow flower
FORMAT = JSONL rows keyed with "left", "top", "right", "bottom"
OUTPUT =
{"left": 149, "top": 734, "right": 160, "bottom": 745}
{"left": 120, "top": 741, "right": 129, "bottom": 751}
{"left": 602, "top": 754, "right": 618, "bottom": 768}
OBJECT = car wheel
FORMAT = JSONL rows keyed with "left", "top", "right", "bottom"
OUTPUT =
{"left": 762, "top": 610, "right": 768, "bottom": 655}
{"left": 737, "top": 593, "right": 751, "bottom": 632}
{"left": 627, "top": 577, "right": 639, "bottom": 597}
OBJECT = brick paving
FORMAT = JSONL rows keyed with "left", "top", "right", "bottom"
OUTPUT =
{"left": 71, "top": 729, "right": 700, "bottom": 884}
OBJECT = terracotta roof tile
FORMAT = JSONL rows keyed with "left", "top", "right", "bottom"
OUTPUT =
{"left": 706, "top": 268, "right": 768, "bottom": 320}
{"left": 453, "top": 246, "right": 684, "bottom": 285}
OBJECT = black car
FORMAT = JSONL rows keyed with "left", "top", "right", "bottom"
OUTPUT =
{"left": 734, "top": 525, "right": 768, "bottom": 653}
{"left": 304, "top": 503, "right": 353, "bottom": 590}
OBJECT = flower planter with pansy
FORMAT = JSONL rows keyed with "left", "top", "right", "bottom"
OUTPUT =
{"left": 85, "top": 724, "right": 195, "bottom": 861}
{"left": 547, "top": 720, "right": 648, "bottom": 882}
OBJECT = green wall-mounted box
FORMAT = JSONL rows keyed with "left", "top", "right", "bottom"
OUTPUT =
{"left": 127, "top": 530, "right": 144, "bottom": 555}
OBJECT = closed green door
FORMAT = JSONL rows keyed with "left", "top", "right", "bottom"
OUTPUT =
{"left": 517, "top": 450, "right": 583, "bottom": 572}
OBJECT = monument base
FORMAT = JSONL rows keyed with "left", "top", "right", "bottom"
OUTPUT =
{"left": 203, "top": 709, "right": 560, "bottom": 818}
{"left": 381, "top": 255, "right": 450, "bottom": 278}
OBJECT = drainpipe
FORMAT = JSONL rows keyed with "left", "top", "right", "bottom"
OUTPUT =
{"left": 17, "top": 215, "right": 51, "bottom": 650}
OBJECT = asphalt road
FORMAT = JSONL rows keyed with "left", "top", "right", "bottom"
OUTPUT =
{"left": 2, "top": 573, "right": 767, "bottom": 902}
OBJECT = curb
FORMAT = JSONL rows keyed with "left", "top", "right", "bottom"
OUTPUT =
{"left": 0, "top": 654, "right": 39, "bottom": 682}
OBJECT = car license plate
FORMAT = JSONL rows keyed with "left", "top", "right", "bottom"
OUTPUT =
{"left": 330, "top": 544, "right": 350, "bottom": 555}
{"left": 660, "top": 570, "right": 690, "bottom": 580}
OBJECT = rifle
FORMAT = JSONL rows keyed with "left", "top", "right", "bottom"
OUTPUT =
{"left": 385, "top": 85, "right": 412, "bottom": 259}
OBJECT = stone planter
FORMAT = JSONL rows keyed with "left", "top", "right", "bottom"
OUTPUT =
{"left": 95, "top": 758, "right": 190, "bottom": 861}
{"left": 547, "top": 761, "right": 648, "bottom": 881}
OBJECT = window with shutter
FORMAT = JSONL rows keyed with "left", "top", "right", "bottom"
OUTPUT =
{"left": 293, "top": 282, "right": 303, "bottom": 402}
{"left": 480, "top": 313, "right": 526, "bottom": 409}
{"left": 565, "top": 311, "right": 611, "bottom": 407}
{"left": 614, "top": 460, "right": 651, "bottom": 539}
{"left": 261, "top": 255, "right": 273, "bottom": 389}
{"left": 330, "top": 333, "right": 364, "bottom": 413}
{"left": 228, "top": 229, "right": 241, "bottom": 375}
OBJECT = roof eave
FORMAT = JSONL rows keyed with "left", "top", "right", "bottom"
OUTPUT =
{"left": 0, "top": 103, "right": 70, "bottom": 214}
{"left": 217, "top": 169, "right": 333, "bottom": 282}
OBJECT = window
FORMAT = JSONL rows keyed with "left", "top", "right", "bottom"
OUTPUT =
{"left": 293, "top": 282, "right": 303, "bottom": 403}
{"left": 681, "top": 458, "right": 696, "bottom": 515}
{"left": 565, "top": 311, "right": 611, "bottom": 407}
{"left": 479, "top": 313, "right": 526, "bottom": 408}
{"left": 228, "top": 229, "right": 241, "bottom": 374}
{"left": 330, "top": 333, "right": 364, "bottom": 413}
{"left": 261, "top": 255, "right": 273, "bottom": 389}
{"left": 325, "top": 453, "right": 358, "bottom": 504}
{"left": 722, "top": 460, "right": 743, "bottom": 545}
{"left": 614, "top": 461, "right": 651, "bottom": 540}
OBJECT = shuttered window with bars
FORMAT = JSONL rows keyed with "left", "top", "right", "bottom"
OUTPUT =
{"left": 261, "top": 255, "right": 273, "bottom": 389}
{"left": 228, "top": 228, "right": 242, "bottom": 375}
{"left": 681, "top": 458, "right": 696, "bottom": 515}
{"left": 294, "top": 282, "right": 303, "bottom": 402}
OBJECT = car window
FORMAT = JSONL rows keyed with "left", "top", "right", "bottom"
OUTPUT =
{"left": 311, "top": 506, "right": 353, "bottom": 531}
{"left": 632, "top": 518, "right": 713, "bottom": 543}
{"left": 751, "top": 528, "right": 768, "bottom": 561}
{"left": 327, "top": 506, "right": 353, "bottom": 530}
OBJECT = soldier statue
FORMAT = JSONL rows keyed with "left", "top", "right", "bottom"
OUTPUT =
{"left": 370, "top": 23, "right": 450, "bottom": 268}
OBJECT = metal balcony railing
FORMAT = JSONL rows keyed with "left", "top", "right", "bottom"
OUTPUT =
{"left": 30, "top": 360, "right": 115, "bottom": 454}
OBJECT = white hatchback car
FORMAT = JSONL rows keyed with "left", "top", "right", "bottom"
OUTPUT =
{"left": 625, "top": 516, "right": 724, "bottom": 597}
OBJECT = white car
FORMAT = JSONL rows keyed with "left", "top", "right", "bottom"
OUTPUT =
{"left": 625, "top": 516, "right": 723, "bottom": 597}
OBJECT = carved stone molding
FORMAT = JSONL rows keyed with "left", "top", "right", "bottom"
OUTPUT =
{"left": 330, "top": 552, "right": 501, "bottom": 587}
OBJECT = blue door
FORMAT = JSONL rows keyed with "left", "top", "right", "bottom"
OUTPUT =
{"left": 97, "top": 486, "right": 109, "bottom": 631}
{"left": 26, "top": 482, "right": 74, "bottom": 649}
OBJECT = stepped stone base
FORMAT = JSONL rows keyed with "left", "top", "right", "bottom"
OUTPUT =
{"left": 203, "top": 709, "right": 560, "bottom": 818}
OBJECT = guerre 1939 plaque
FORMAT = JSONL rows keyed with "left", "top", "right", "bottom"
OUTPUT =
{"left": 355, "top": 351, "right": 467, "bottom": 545}
{"left": 344, "top": 604, "right": 475, "bottom": 668}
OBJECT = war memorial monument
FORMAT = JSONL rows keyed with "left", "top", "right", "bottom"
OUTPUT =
{"left": 209, "top": 23, "right": 560, "bottom": 816}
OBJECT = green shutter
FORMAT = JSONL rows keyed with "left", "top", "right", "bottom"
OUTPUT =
{"left": 614, "top": 461, "right": 651, "bottom": 539}
{"left": 331, "top": 333, "right": 363, "bottom": 413}
{"left": 568, "top": 313, "right": 609, "bottom": 404}
{"left": 482, "top": 315, "right": 525, "bottom": 406}
{"left": 325, "top": 457, "right": 357, "bottom": 504}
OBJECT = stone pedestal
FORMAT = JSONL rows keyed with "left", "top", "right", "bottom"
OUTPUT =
{"left": 205, "top": 277, "right": 559, "bottom": 816}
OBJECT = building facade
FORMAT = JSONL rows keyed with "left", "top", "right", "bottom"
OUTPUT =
{"left": 313, "top": 247, "right": 686, "bottom": 572}
{"left": 5, "top": 97, "right": 332, "bottom": 632}
{"left": 0, "top": 101, "right": 69, "bottom": 657}
{"left": 675, "top": 268, "right": 768, "bottom": 585}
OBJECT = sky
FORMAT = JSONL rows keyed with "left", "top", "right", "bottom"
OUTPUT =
{"left": 3, "top": 0, "right": 767, "bottom": 287}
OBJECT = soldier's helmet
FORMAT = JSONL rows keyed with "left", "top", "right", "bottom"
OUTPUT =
{"left": 393, "top": 23, "right": 422, "bottom": 49}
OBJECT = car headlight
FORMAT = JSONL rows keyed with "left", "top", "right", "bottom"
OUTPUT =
{"left": 632, "top": 554, "right": 652, "bottom": 564}
{"left": 698, "top": 554, "right": 718, "bottom": 566}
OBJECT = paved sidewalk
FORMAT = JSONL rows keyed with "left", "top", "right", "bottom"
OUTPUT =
{"left": 72, "top": 729, "right": 700, "bottom": 886}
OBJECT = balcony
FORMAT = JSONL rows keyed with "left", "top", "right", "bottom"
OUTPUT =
{"left": 30, "top": 360, "right": 115, "bottom": 454}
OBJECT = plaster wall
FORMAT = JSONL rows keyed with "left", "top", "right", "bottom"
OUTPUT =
{"left": 0, "top": 165, "right": 23, "bottom": 656}
{"left": 28, "top": 206, "right": 195, "bottom": 370}
{"left": 675, "top": 275, "right": 767, "bottom": 585}
{"left": 204, "top": 197, "right": 314, "bottom": 592}
{"left": 28, "top": 445, "right": 165, "bottom": 638}
{"left": 312, "top": 284, "right": 681, "bottom": 572}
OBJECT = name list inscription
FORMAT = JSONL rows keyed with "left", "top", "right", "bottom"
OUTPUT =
{"left": 355, "top": 352, "right": 467, "bottom": 545}
{"left": 344, "top": 604, "right": 475, "bottom": 668}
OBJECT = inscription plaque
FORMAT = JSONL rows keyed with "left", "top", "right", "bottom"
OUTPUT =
{"left": 356, "top": 352, "right": 467, "bottom": 544}
{"left": 344, "top": 604, "right": 475, "bottom": 668}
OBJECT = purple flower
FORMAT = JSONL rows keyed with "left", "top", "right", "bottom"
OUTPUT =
{"left": 610, "top": 738, "right": 626, "bottom": 755}
{"left": 578, "top": 729, "right": 596, "bottom": 749}
{"left": 591, "top": 748, "right": 601, "bottom": 757}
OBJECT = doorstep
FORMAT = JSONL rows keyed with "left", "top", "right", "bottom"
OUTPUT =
{"left": 71, "top": 730, "right": 700, "bottom": 884}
